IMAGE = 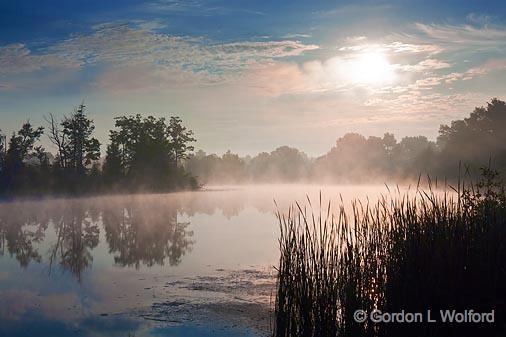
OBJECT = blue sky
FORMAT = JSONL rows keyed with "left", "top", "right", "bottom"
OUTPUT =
{"left": 1, "top": 1, "right": 506, "bottom": 155}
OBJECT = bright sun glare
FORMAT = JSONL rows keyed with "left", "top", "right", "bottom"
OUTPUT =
{"left": 340, "top": 51, "right": 395, "bottom": 86}
{"left": 352, "top": 51, "right": 394, "bottom": 85}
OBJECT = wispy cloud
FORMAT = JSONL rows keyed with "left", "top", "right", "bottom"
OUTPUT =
{"left": 466, "top": 13, "right": 495, "bottom": 25}
{"left": 363, "top": 91, "right": 491, "bottom": 119}
{"left": 1, "top": 16, "right": 505, "bottom": 139}
{"left": 141, "top": 0, "right": 265, "bottom": 16}
{"left": 0, "top": 22, "right": 318, "bottom": 90}
{"left": 281, "top": 33, "right": 312, "bottom": 39}
{"left": 412, "top": 22, "right": 506, "bottom": 50}
{"left": 395, "top": 58, "right": 452, "bottom": 72}
{"left": 339, "top": 41, "right": 442, "bottom": 54}
{"left": 0, "top": 43, "right": 77, "bottom": 75}
{"left": 313, "top": 3, "right": 394, "bottom": 18}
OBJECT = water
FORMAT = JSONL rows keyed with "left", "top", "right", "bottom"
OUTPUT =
{"left": 0, "top": 185, "right": 391, "bottom": 336}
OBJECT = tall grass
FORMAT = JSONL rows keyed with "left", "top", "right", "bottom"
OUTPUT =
{"left": 274, "top": 167, "right": 506, "bottom": 337}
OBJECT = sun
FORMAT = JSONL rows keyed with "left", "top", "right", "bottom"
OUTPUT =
{"left": 348, "top": 51, "right": 395, "bottom": 85}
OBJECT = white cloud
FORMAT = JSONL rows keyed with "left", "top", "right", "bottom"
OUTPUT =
{"left": 281, "top": 33, "right": 312, "bottom": 39}
{"left": 466, "top": 58, "right": 506, "bottom": 76}
{"left": 466, "top": 13, "right": 494, "bottom": 26}
{"left": 339, "top": 41, "right": 442, "bottom": 54}
{"left": 344, "top": 36, "right": 367, "bottom": 43}
{"left": 0, "top": 22, "right": 318, "bottom": 90}
{"left": 0, "top": 43, "right": 77, "bottom": 75}
{"left": 362, "top": 91, "right": 491, "bottom": 119}
{"left": 404, "top": 58, "right": 506, "bottom": 89}
{"left": 413, "top": 22, "right": 506, "bottom": 49}
{"left": 395, "top": 58, "right": 451, "bottom": 72}
{"left": 96, "top": 63, "right": 214, "bottom": 92}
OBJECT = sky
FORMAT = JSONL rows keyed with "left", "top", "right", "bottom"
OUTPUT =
{"left": 1, "top": 0, "right": 506, "bottom": 156}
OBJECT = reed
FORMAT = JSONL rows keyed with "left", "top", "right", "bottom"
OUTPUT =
{"left": 273, "top": 167, "right": 506, "bottom": 337}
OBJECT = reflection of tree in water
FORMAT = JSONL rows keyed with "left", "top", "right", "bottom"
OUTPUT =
{"left": 0, "top": 202, "right": 48, "bottom": 268}
{"left": 102, "top": 199, "right": 193, "bottom": 269}
{"left": 0, "top": 197, "right": 194, "bottom": 278}
{"left": 0, "top": 200, "right": 102, "bottom": 281}
{"left": 49, "top": 203, "right": 100, "bottom": 281}
{"left": 0, "top": 189, "right": 280, "bottom": 278}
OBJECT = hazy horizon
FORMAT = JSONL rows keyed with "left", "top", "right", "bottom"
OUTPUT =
{"left": 2, "top": 1, "right": 506, "bottom": 156}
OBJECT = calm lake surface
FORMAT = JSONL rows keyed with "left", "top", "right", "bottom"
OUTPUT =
{"left": 0, "top": 185, "right": 392, "bottom": 336}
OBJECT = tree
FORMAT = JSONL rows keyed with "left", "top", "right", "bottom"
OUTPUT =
{"left": 5, "top": 122, "right": 44, "bottom": 171}
{"left": 45, "top": 103, "right": 100, "bottom": 173}
{"left": 103, "top": 142, "right": 123, "bottom": 184}
{"left": 185, "top": 150, "right": 221, "bottom": 183}
{"left": 168, "top": 116, "right": 196, "bottom": 167}
{"left": 382, "top": 132, "right": 397, "bottom": 155}
{"left": 0, "top": 130, "right": 6, "bottom": 175}
{"left": 45, "top": 113, "right": 69, "bottom": 169}
{"left": 437, "top": 98, "right": 506, "bottom": 175}
{"left": 108, "top": 115, "right": 172, "bottom": 181}
{"left": 248, "top": 146, "right": 309, "bottom": 182}
{"left": 3, "top": 122, "right": 44, "bottom": 191}
{"left": 61, "top": 103, "right": 100, "bottom": 173}
{"left": 104, "top": 114, "right": 197, "bottom": 190}
{"left": 219, "top": 150, "right": 248, "bottom": 182}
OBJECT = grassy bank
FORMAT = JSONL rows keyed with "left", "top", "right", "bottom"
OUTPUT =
{"left": 274, "top": 167, "right": 506, "bottom": 337}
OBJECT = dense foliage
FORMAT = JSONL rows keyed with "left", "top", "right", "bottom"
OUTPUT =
{"left": 0, "top": 104, "right": 197, "bottom": 196}
{"left": 103, "top": 115, "right": 197, "bottom": 191}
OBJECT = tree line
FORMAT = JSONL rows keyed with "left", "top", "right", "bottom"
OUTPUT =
{"left": 0, "top": 104, "right": 197, "bottom": 196}
{"left": 1, "top": 98, "right": 505, "bottom": 195}
{"left": 186, "top": 98, "right": 506, "bottom": 183}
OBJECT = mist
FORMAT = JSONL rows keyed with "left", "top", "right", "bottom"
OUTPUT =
{"left": 184, "top": 98, "right": 506, "bottom": 186}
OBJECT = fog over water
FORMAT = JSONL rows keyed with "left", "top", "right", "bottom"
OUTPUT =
{"left": 0, "top": 184, "right": 408, "bottom": 336}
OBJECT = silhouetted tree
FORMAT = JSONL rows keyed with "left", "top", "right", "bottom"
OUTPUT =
{"left": 103, "top": 141, "right": 123, "bottom": 186}
{"left": 3, "top": 122, "right": 45, "bottom": 192}
{"left": 5, "top": 122, "right": 44, "bottom": 168}
{"left": 311, "top": 133, "right": 393, "bottom": 182}
{"left": 220, "top": 150, "right": 248, "bottom": 182}
{"left": 61, "top": 103, "right": 101, "bottom": 174}
{"left": 0, "top": 130, "right": 5, "bottom": 180}
{"left": 45, "top": 113, "right": 69, "bottom": 169}
{"left": 43, "top": 103, "right": 101, "bottom": 193}
{"left": 437, "top": 98, "right": 506, "bottom": 176}
{"left": 168, "top": 116, "right": 196, "bottom": 167}
{"left": 105, "top": 114, "right": 197, "bottom": 191}
{"left": 249, "top": 146, "right": 309, "bottom": 182}
{"left": 394, "top": 136, "right": 435, "bottom": 175}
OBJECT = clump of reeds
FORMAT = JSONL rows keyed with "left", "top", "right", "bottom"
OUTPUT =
{"left": 273, "top": 167, "right": 506, "bottom": 337}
